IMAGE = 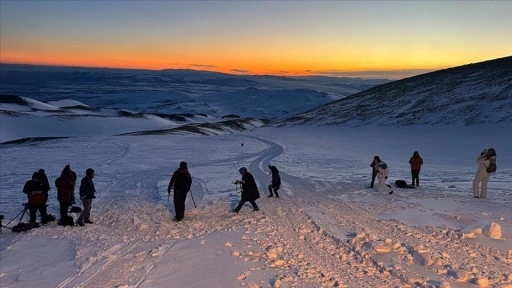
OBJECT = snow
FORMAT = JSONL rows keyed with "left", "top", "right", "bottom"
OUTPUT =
{"left": 0, "top": 64, "right": 511, "bottom": 287}
{"left": 1, "top": 122, "right": 511, "bottom": 287}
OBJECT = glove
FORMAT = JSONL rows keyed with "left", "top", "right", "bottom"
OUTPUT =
{"left": 385, "top": 176, "right": 388, "bottom": 179}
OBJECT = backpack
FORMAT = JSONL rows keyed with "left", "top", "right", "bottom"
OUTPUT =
{"left": 395, "top": 180, "right": 407, "bottom": 188}
{"left": 486, "top": 160, "right": 497, "bottom": 173}
{"left": 379, "top": 162, "right": 388, "bottom": 170}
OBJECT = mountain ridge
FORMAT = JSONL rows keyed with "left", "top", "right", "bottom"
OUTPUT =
{"left": 278, "top": 56, "right": 512, "bottom": 126}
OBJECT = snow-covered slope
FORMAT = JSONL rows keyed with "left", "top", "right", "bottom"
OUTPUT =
{"left": 0, "top": 66, "right": 388, "bottom": 143}
{"left": 278, "top": 56, "right": 512, "bottom": 126}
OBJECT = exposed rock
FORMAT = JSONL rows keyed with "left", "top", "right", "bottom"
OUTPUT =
{"left": 476, "top": 277, "right": 489, "bottom": 288}
{"left": 484, "top": 222, "right": 502, "bottom": 239}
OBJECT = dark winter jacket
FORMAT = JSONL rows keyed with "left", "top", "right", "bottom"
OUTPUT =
{"left": 241, "top": 172, "right": 260, "bottom": 201}
{"left": 370, "top": 160, "right": 379, "bottom": 174}
{"left": 79, "top": 175, "right": 96, "bottom": 200}
{"left": 168, "top": 168, "right": 192, "bottom": 195}
{"left": 38, "top": 169, "right": 51, "bottom": 200}
{"left": 270, "top": 166, "right": 281, "bottom": 188}
{"left": 23, "top": 178, "right": 46, "bottom": 205}
{"left": 55, "top": 168, "right": 74, "bottom": 202}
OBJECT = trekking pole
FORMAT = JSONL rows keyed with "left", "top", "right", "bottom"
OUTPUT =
{"left": 189, "top": 189, "right": 197, "bottom": 208}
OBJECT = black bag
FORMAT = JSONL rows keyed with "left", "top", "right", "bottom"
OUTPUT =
{"left": 69, "top": 206, "right": 83, "bottom": 213}
{"left": 12, "top": 222, "right": 39, "bottom": 233}
{"left": 395, "top": 180, "right": 408, "bottom": 188}
{"left": 58, "top": 216, "right": 75, "bottom": 226}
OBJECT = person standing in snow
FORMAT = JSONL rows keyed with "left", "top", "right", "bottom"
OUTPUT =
{"left": 66, "top": 165, "right": 78, "bottom": 204}
{"left": 268, "top": 165, "right": 281, "bottom": 198}
{"left": 38, "top": 168, "right": 51, "bottom": 202}
{"left": 369, "top": 156, "right": 379, "bottom": 188}
{"left": 233, "top": 167, "right": 260, "bottom": 213}
{"left": 55, "top": 165, "right": 74, "bottom": 225}
{"left": 23, "top": 172, "right": 50, "bottom": 226}
{"left": 77, "top": 168, "right": 96, "bottom": 226}
{"left": 168, "top": 161, "right": 192, "bottom": 222}
{"left": 408, "top": 151, "right": 423, "bottom": 186}
{"left": 375, "top": 157, "right": 393, "bottom": 195}
{"left": 473, "top": 148, "right": 497, "bottom": 198}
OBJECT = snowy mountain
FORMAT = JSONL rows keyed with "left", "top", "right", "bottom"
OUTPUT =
{"left": 0, "top": 64, "right": 389, "bottom": 143}
{"left": 278, "top": 56, "right": 512, "bottom": 126}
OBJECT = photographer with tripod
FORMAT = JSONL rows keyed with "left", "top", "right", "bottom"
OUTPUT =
{"left": 23, "top": 172, "right": 50, "bottom": 227}
{"left": 233, "top": 167, "right": 260, "bottom": 213}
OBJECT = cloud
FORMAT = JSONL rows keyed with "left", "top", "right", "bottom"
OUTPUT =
{"left": 190, "top": 64, "right": 217, "bottom": 69}
{"left": 231, "top": 69, "right": 250, "bottom": 73}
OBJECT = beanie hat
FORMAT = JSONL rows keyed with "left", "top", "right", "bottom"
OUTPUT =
{"left": 32, "top": 172, "right": 40, "bottom": 179}
{"left": 180, "top": 161, "right": 188, "bottom": 169}
{"left": 86, "top": 168, "right": 95, "bottom": 176}
{"left": 239, "top": 167, "right": 247, "bottom": 175}
{"left": 374, "top": 156, "right": 380, "bottom": 161}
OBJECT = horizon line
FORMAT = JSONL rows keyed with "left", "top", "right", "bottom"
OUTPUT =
{"left": 0, "top": 62, "right": 440, "bottom": 80}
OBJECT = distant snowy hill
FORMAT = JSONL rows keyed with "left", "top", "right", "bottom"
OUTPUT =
{"left": 278, "top": 56, "right": 512, "bottom": 126}
{"left": 0, "top": 65, "right": 387, "bottom": 143}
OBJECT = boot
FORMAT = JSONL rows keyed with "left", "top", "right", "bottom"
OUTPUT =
{"left": 274, "top": 190, "right": 279, "bottom": 198}
{"left": 268, "top": 186, "right": 273, "bottom": 197}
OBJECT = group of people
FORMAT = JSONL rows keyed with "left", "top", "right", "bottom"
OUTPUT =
{"left": 22, "top": 147, "right": 496, "bottom": 226}
{"left": 167, "top": 162, "right": 282, "bottom": 221}
{"left": 22, "top": 165, "right": 96, "bottom": 227}
{"left": 369, "top": 148, "right": 497, "bottom": 198}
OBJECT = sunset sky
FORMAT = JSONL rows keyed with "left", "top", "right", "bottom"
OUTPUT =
{"left": 1, "top": 1, "right": 511, "bottom": 79}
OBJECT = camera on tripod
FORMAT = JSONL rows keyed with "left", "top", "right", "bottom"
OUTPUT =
{"left": 22, "top": 202, "right": 29, "bottom": 209}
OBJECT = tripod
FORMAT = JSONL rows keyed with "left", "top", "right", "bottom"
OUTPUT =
{"left": 2, "top": 204, "right": 30, "bottom": 232}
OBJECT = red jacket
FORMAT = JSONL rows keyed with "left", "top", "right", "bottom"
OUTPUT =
{"left": 55, "top": 176, "right": 74, "bottom": 202}
{"left": 23, "top": 180, "right": 46, "bottom": 205}
{"left": 409, "top": 156, "right": 424, "bottom": 171}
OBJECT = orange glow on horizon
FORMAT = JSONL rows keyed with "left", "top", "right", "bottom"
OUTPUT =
{"left": 0, "top": 49, "right": 500, "bottom": 78}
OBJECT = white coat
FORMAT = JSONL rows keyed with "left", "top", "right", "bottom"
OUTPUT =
{"left": 376, "top": 162, "right": 393, "bottom": 194}
{"left": 472, "top": 155, "right": 490, "bottom": 198}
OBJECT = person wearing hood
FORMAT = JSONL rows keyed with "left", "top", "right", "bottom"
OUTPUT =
{"left": 233, "top": 167, "right": 260, "bottom": 213}
{"left": 268, "top": 165, "right": 281, "bottom": 198}
{"left": 38, "top": 168, "right": 51, "bottom": 202}
{"left": 168, "top": 161, "right": 192, "bottom": 222}
{"left": 473, "top": 148, "right": 497, "bottom": 198}
{"left": 55, "top": 165, "right": 74, "bottom": 224}
{"left": 77, "top": 168, "right": 96, "bottom": 226}
{"left": 65, "top": 165, "right": 78, "bottom": 204}
{"left": 23, "top": 172, "right": 50, "bottom": 226}
{"left": 408, "top": 151, "right": 424, "bottom": 186}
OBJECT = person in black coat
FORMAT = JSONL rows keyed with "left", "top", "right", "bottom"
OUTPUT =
{"left": 233, "top": 167, "right": 260, "bottom": 213}
{"left": 65, "top": 165, "right": 77, "bottom": 204}
{"left": 38, "top": 168, "right": 51, "bottom": 202}
{"left": 168, "top": 161, "right": 192, "bottom": 222}
{"left": 23, "top": 172, "right": 50, "bottom": 225}
{"left": 77, "top": 168, "right": 96, "bottom": 226}
{"left": 268, "top": 165, "right": 281, "bottom": 198}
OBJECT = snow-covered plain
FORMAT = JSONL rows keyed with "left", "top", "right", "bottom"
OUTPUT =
{"left": 1, "top": 123, "right": 511, "bottom": 288}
